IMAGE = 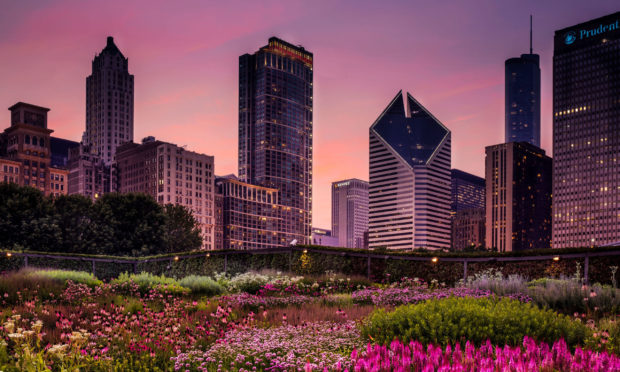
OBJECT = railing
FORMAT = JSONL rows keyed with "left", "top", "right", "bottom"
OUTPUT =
{"left": 4, "top": 246, "right": 620, "bottom": 284}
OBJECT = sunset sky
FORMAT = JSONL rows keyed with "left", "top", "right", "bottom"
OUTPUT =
{"left": 1, "top": 0, "right": 618, "bottom": 229}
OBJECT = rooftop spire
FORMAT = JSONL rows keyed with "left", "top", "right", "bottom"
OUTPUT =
{"left": 530, "top": 15, "right": 533, "bottom": 54}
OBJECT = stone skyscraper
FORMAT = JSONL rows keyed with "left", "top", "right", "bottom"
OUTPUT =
{"left": 369, "top": 91, "right": 451, "bottom": 250}
{"left": 85, "top": 36, "right": 134, "bottom": 165}
{"left": 552, "top": 12, "right": 620, "bottom": 248}
{"left": 238, "top": 37, "right": 313, "bottom": 245}
{"left": 332, "top": 178, "right": 368, "bottom": 249}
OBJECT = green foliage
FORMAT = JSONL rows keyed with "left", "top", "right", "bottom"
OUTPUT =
{"left": 93, "top": 193, "right": 166, "bottom": 256}
{"left": 0, "top": 183, "right": 57, "bottom": 252}
{"left": 227, "top": 272, "right": 270, "bottom": 294}
{"left": 111, "top": 272, "right": 187, "bottom": 294}
{"left": 360, "top": 297, "right": 587, "bottom": 348}
{"left": 178, "top": 275, "right": 224, "bottom": 296}
{"left": 585, "top": 317, "right": 620, "bottom": 355}
{"left": 28, "top": 269, "right": 102, "bottom": 287}
{"left": 466, "top": 268, "right": 528, "bottom": 296}
{"left": 162, "top": 204, "right": 202, "bottom": 253}
{"left": 0, "top": 185, "right": 202, "bottom": 257}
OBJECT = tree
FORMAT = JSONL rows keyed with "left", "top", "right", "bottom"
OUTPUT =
{"left": 163, "top": 204, "right": 202, "bottom": 253}
{"left": 93, "top": 193, "right": 166, "bottom": 256}
{"left": 0, "top": 183, "right": 58, "bottom": 251}
{"left": 52, "top": 194, "right": 98, "bottom": 254}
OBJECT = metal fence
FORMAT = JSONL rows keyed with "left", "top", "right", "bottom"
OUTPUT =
{"left": 6, "top": 246, "right": 620, "bottom": 283}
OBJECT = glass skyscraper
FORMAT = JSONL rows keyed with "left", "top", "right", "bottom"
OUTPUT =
{"left": 85, "top": 37, "right": 134, "bottom": 165}
{"left": 369, "top": 91, "right": 451, "bottom": 250}
{"left": 552, "top": 12, "right": 620, "bottom": 248}
{"left": 505, "top": 53, "right": 540, "bottom": 146}
{"left": 238, "top": 37, "right": 313, "bottom": 245}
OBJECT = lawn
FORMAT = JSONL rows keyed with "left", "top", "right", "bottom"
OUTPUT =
{"left": 0, "top": 267, "right": 619, "bottom": 371}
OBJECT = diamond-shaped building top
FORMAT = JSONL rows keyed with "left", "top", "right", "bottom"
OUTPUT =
{"left": 370, "top": 91, "right": 449, "bottom": 168}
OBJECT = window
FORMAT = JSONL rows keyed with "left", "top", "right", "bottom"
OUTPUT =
{"left": 25, "top": 135, "right": 30, "bottom": 144}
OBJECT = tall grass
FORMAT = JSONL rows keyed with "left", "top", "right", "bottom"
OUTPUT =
{"left": 179, "top": 275, "right": 223, "bottom": 296}
{"left": 29, "top": 269, "right": 102, "bottom": 287}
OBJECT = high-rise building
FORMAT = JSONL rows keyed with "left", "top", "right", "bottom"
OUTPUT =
{"left": 85, "top": 36, "right": 134, "bottom": 165}
{"left": 505, "top": 17, "right": 541, "bottom": 147}
{"left": 67, "top": 144, "right": 116, "bottom": 200}
{"left": 369, "top": 91, "right": 451, "bottom": 251}
{"left": 450, "top": 169, "right": 485, "bottom": 250}
{"left": 311, "top": 227, "right": 339, "bottom": 247}
{"left": 552, "top": 12, "right": 620, "bottom": 248}
{"left": 116, "top": 138, "right": 215, "bottom": 249}
{"left": 331, "top": 178, "right": 368, "bottom": 248}
{"left": 485, "top": 142, "right": 552, "bottom": 252}
{"left": 452, "top": 209, "right": 485, "bottom": 251}
{"left": 215, "top": 175, "right": 285, "bottom": 250}
{"left": 239, "top": 37, "right": 313, "bottom": 246}
{"left": 451, "top": 169, "right": 485, "bottom": 212}
{"left": 50, "top": 137, "right": 79, "bottom": 169}
{"left": 1, "top": 102, "right": 68, "bottom": 197}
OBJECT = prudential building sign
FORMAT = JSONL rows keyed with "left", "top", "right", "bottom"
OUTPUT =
{"left": 564, "top": 19, "right": 619, "bottom": 45}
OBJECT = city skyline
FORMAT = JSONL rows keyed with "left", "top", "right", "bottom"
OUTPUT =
{"left": 0, "top": 1, "right": 618, "bottom": 229}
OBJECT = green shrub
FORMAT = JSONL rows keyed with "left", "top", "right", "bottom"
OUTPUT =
{"left": 361, "top": 297, "right": 587, "bottom": 348}
{"left": 111, "top": 272, "right": 185, "bottom": 294}
{"left": 527, "top": 279, "right": 586, "bottom": 314}
{"left": 465, "top": 268, "right": 527, "bottom": 296}
{"left": 179, "top": 275, "right": 224, "bottom": 296}
{"left": 227, "top": 272, "right": 270, "bottom": 294}
{"left": 28, "top": 269, "right": 102, "bottom": 287}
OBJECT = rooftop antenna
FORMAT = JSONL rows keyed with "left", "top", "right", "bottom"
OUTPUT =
{"left": 529, "top": 14, "right": 533, "bottom": 54}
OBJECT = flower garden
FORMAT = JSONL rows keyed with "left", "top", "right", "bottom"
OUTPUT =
{"left": 0, "top": 266, "right": 619, "bottom": 371}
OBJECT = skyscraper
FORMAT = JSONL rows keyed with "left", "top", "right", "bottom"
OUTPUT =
{"left": 215, "top": 175, "right": 286, "bottom": 250}
{"left": 485, "top": 142, "right": 552, "bottom": 252}
{"left": 331, "top": 178, "right": 368, "bottom": 249}
{"left": 505, "top": 17, "right": 541, "bottom": 147}
{"left": 238, "top": 37, "right": 313, "bottom": 245}
{"left": 85, "top": 36, "right": 134, "bottom": 165}
{"left": 450, "top": 169, "right": 485, "bottom": 251}
{"left": 116, "top": 138, "right": 215, "bottom": 249}
{"left": 552, "top": 12, "right": 620, "bottom": 248}
{"left": 451, "top": 169, "right": 485, "bottom": 212}
{"left": 369, "top": 91, "right": 451, "bottom": 251}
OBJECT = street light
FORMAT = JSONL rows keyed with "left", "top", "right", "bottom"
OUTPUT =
{"left": 431, "top": 257, "right": 438, "bottom": 263}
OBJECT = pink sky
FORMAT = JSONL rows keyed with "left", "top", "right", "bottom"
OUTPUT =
{"left": 0, "top": 0, "right": 617, "bottom": 229}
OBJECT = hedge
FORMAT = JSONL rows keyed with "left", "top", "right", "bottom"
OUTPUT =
{"left": 1, "top": 245, "right": 618, "bottom": 284}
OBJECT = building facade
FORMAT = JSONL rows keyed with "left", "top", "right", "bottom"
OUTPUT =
{"left": 0, "top": 158, "right": 21, "bottom": 185}
{"left": 116, "top": 138, "right": 215, "bottom": 249}
{"left": 505, "top": 52, "right": 540, "bottom": 146}
{"left": 450, "top": 169, "right": 485, "bottom": 250}
{"left": 1, "top": 102, "right": 68, "bottom": 196}
{"left": 85, "top": 36, "right": 134, "bottom": 165}
{"left": 215, "top": 175, "right": 285, "bottom": 250}
{"left": 451, "top": 169, "right": 485, "bottom": 212}
{"left": 552, "top": 12, "right": 620, "bottom": 248}
{"left": 369, "top": 91, "right": 451, "bottom": 251}
{"left": 50, "top": 137, "right": 79, "bottom": 169}
{"left": 311, "top": 227, "right": 339, "bottom": 247}
{"left": 239, "top": 37, "right": 313, "bottom": 246}
{"left": 452, "top": 209, "right": 485, "bottom": 251}
{"left": 331, "top": 178, "right": 368, "bottom": 248}
{"left": 67, "top": 144, "right": 116, "bottom": 200}
{"left": 485, "top": 142, "right": 552, "bottom": 252}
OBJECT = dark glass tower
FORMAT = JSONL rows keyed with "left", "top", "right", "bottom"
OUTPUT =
{"left": 505, "top": 19, "right": 541, "bottom": 147}
{"left": 85, "top": 36, "right": 134, "bottom": 165}
{"left": 239, "top": 37, "right": 313, "bottom": 245}
{"left": 552, "top": 12, "right": 620, "bottom": 248}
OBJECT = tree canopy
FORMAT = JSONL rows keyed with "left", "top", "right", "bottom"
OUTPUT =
{"left": 0, "top": 184, "right": 203, "bottom": 256}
